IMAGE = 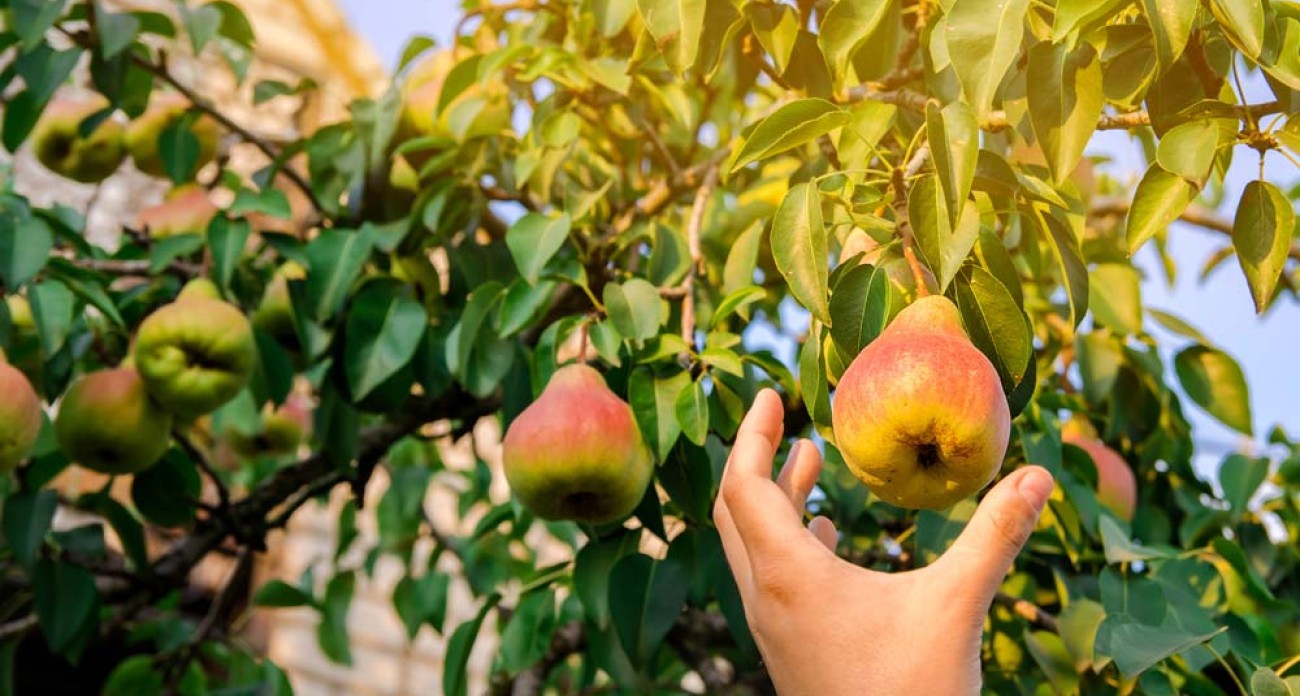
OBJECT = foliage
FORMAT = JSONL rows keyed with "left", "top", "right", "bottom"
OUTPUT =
{"left": 1, "top": 0, "right": 1299, "bottom": 694}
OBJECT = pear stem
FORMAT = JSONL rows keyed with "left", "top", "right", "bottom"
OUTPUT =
{"left": 578, "top": 321, "right": 590, "bottom": 364}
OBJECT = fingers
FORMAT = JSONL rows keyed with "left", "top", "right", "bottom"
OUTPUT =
{"left": 809, "top": 515, "right": 838, "bottom": 552}
{"left": 775, "top": 439, "right": 823, "bottom": 513}
{"left": 713, "top": 494, "right": 753, "bottom": 594}
{"left": 935, "top": 466, "right": 1054, "bottom": 603}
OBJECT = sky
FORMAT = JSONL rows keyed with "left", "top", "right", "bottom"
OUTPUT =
{"left": 335, "top": 0, "right": 1300, "bottom": 458}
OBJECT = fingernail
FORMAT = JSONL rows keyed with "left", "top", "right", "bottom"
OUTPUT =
{"left": 1018, "top": 468, "right": 1054, "bottom": 513}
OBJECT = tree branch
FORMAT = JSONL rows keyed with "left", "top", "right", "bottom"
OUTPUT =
{"left": 680, "top": 165, "right": 719, "bottom": 351}
{"left": 1090, "top": 196, "right": 1300, "bottom": 264}
{"left": 993, "top": 592, "right": 1059, "bottom": 633}
{"left": 0, "top": 614, "right": 38, "bottom": 642}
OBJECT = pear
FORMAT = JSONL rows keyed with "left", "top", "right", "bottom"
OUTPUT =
{"left": 31, "top": 96, "right": 126, "bottom": 184}
{"left": 0, "top": 362, "right": 44, "bottom": 474}
{"left": 136, "top": 185, "right": 219, "bottom": 238}
{"left": 832, "top": 295, "right": 1010, "bottom": 509}
{"left": 55, "top": 368, "right": 172, "bottom": 475}
{"left": 1061, "top": 419, "right": 1137, "bottom": 521}
{"left": 501, "top": 364, "right": 653, "bottom": 524}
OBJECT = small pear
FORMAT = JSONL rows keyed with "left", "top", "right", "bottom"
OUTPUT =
{"left": 1061, "top": 419, "right": 1137, "bottom": 521}
{"left": 832, "top": 295, "right": 1010, "bottom": 509}
{"left": 501, "top": 364, "right": 653, "bottom": 524}
{"left": 0, "top": 362, "right": 43, "bottom": 474}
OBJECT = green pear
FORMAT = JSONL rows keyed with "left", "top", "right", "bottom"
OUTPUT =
{"left": 832, "top": 295, "right": 1010, "bottom": 510}
{"left": 55, "top": 368, "right": 173, "bottom": 475}
{"left": 501, "top": 364, "right": 653, "bottom": 524}
{"left": 137, "top": 185, "right": 219, "bottom": 238}
{"left": 225, "top": 393, "right": 312, "bottom": 458}
{"left": 0, "top": 361, "right": 44, "bottom": 474}
{"left": 134, "top": 297, "right": 257, "bottom": 416}
{"left": 125, "top": 93, "right": 221, "bottom": 178}
{"left": 252, "top": 262, "right": 306, "bottom": 350}
{"left": 31, "top": 97, "right": 127, "bottom": 184}
{"left": 177, "top": 278, "right": 223, "bottom": 302}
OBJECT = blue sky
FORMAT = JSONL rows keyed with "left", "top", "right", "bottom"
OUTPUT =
{"left": 336, "top": 0, "right": 1300, "bottom": 454}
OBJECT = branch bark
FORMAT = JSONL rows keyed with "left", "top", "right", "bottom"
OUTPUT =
{"left": 1090, "top": 196, "right": 1300, "bottom": 264}
{"left": 993, "top": 592, "right": 1060, "bottom": 633}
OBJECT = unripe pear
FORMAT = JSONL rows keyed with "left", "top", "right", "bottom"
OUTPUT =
{"left": 502, "top": 364, "right": 653, "bottom": 524}
{"left": 55, "top": 368, "right": 172, "bottom": 475}
{"left": 31, "top": 97, "right": 127, "bottom": 184}
{"left": 134, "top": 298, "right": 257, "bottom": 416}
{"left": 177, "top": 277, "right": 223, "bottom": 302}
{"left": 1061, "top": 420, "right": 1137, "bottom": 521}
{"left": 125, "top": 93, "right": 221, "bottom": 178}
{"left": 6, "top": 295, "right": 34, "bottom": 335}
{"left": 252, "top": 262, "right": 306, "bottom": 349}
{"left": 832, "top": 295, "right": 1010, "bottom": 510}
{"left": 225, "top": 393, "right": 312, "bottom": 458}
{"left": 137, "top": 186, "right": 219, "bottom": 238}
{"left": 0, "top": 362, "right": 44, "bottom": 474}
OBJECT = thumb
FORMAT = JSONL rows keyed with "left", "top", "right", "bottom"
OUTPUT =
{"left": 935, "top": 466, "right": 1053, "bottom": 602}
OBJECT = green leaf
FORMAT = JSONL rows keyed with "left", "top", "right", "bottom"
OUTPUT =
{"left": 1057, "top": 599, "right": 1106, "bottom": 672}
{"left": 629, "top": 368, "right": 688, "bottom": 460}
{"left": 102, "top": 655, "right": 163, "bottom": 696}
{"left": 798, "top": 326, "right": 832, "bottom": 429}
{"left": 603, "top": 278, "right": 663, "bottom": 342}
{"left": 636, "top": 0, "right": 706, "bottom": 74}
{"left": 1174, "top": 345, "right": 1252, "bottom": 435}
{"left": 1148, "top": 307, "right": 1210, "bottom": 344}
{"left": 149, "top": 234, "right": 205, "bottom": 274}
{"left": 208, "top": 1, "right": 256, "bottom": 47}
{"left": 1232, "top": 180, "right": 1295, "bottom": 313}
{"left": 746, "top": 2, "right": 800, "bottom": 74}
{"left": 910, "top": 174, "right": 980, "bottom": 292}
{"left": 1155, "top": 120, "right": 1221, "bottom": 182}
{"left": 1089, "top": 264, "right": 1142, "bottom": 334}
{"left": 34, "top": 559, "right": 98, "bottom": 655}
{"left": 506, "top": 212, "right": 571, "bottom": 285}
{"left": 817, "top": 0, "right": 893, "bottom": 90}
{"left": 159, "top": 117, "right": 201, "bottom": 185}
{"left": 729, "top": 99, "right": 849, "bottom": 173}
{"left": 0, "top": 202, "right": 53, "bottom": 289}
{"left": 500, "top": 589, "right": 558, "bottom": 676}
{"left": 344, "top": 279, "right": 427, "bottom": 402}
{"left": 1126, "top": 164, "right": 1199, "bottom": 255}
{"left": 1141, "top": 0, "right": 1197, "bottom": 71}
{"left": 1053, "top": 0, "right": 1125, "bottom": 42}
{"left": 723, "top": 220, "right": 764, "bottom": 294}
{"left": 608, "top": 554, "right": 691, "bottom": 667}
{"left": 444, "top": 596, "right": 499, "bottom": 696}
{"left": 1107, "top": 616, "right": 1222, "bottom": 678}
{"left": 647, "top": 223, "right": 690, "bottom": 287}
{"left": 496, "top": 279, "right": 556, "bottom": 338}
{"left": 12, "top": 0, "right": 68, "bottom": 49}
{"left": 1025, "top": 631, "right": 1079, "bottom": 695}
{"left": 1209, "top": 0, "right": 1264, "bottom": 58}
{"left": 180, "top": 2, "right": 223, "bottom": 54}
{"left": 207, "top": 216, "right": 250, "bottom": 292}
{"left": 130, "top": 450, "right": 200, "bottom": 528}
{"left": 1076, "top": 331, "right": 1122, "bottom": 404}
{"left": 1027, "top": 41, "right": 1103, "bottom": 185}
{"left": 674, "top": 378, "right": 710, "bottom": 445}
{"left": 28, "top": 278, "right": 76, "bottom": 357}
{"left": 89, "top": 495, "right": 149, "bottom": 571}
{"left": 1099, "top": 515, "right": 1176, "bottom": 563}
{"left": 1218, "top": 453, "right": 1270, "bottom": 518}
{"left": 772, "top": 183, "right": 830, "bottom": 323}
{"left": 254, "top": 580, "right": 315, "bottom": 608}
{"left": 447, "top": 281, "right": 504, "bottom": 387}
{"left": 305, "top": 227, "right": 376, "bottom": 321}
{"left": 392, "top": 571, "right": 450, "bottom": 638}
{"left": 710, "top": 285, "right": 766, "bottom": 328}
{"left": 951, "top": 265, "right": 1031, "bottom": 395}
{"left": 229, "top": 187, "right": 292, "bottom": 219}
{"left": 588, "top": 320, "right": 624, "bottom": 367}
{"left": 829, "top": 263, "right": 896, "bottom": 357}
{"left": 1251, "top": 668, "right": 1293, "bottom": 696}
{"left": 15, "top": 44, "right": 83, "bottom": 106}
{"left": 2, "top": 489, "right": 57, "bottom": 572}
{"left": 317, "top": 572, "right": 354, "bottom": 665}
{"left": 96, "top": 6, "right": 141, "bottom": 60}
{"left": 925, "top": 101, "right": 979, "bottom": 224}
{"left": 945, "top": 0, "right": 1031, "bottom": 118}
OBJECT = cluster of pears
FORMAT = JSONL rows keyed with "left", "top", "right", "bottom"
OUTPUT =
{"left": 30, "top": 92, "right": 219, "bottom": 185}
{"left": 53, "top": 280, "right": 257, "bottom": 475}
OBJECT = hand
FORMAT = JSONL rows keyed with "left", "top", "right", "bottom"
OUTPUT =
{"left": 713, "top": 389, "right": 1054, "bottom": 696}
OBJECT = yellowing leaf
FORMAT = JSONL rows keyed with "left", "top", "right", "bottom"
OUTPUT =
{"left": 637, "top": 0, "right": 707, "bottom": 74}
{"left": 945, "top": 0, "right": 1031, "bottom": 118}
{"left": 1126, "top": 164, "right": 1199, "bottom": 255}
{"left": 1026, "top": 41, "right": 1103, "bottom": 186}
{"left": 818, "top": 0, "right": 893, "bottom": 91}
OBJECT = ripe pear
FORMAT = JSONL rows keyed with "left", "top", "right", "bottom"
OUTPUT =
{"left": 134, "top": 298, "right": 257, "bottom": 416}
{"left": 1061, "top": 419, "right": 1137, "bottom": 521}
{"left": 125, "top": 93, "right": 220, "bottom": 178}
{"left": 0, "top": 362, "right": 44, "bottom": 474}
{"left": 501, "top": 364, "right": 654, "bottom": 524}
{"left": 31, "top": 97, "right": 127, "bottom": 184}
{"left": 832, "top": 295, "right": 1010, "bottom": 510}
{"left": 137, "top": 185, "right": 219, "bottom": 238}
{"left": 55, "top": 368, "right": 173, "bottom": 475}
{"left": 225, "top": 393, "right": 312, "bottom": 458}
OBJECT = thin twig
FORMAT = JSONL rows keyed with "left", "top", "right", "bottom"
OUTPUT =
{"left": 1090, "top": 197, "right": 1300, "bottom": 263}
{"left": 0, "top": 614, "right": 38, "bottom": 642}
{"left": 680, "top": 165, "right": 719, "bottom": 351}
{"left": 993, "top": 592, "right": 1060, "bottom": 633}
{"left": 891, "top": 149, "right": 933, "bottom": 297}
{"left": 174, "top": 429, "right": 229, "bottom": 512}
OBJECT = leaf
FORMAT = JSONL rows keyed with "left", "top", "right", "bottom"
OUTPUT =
{"left": 1174, "top": 345, "right": 1252, "bottom": 435}
{"left": 447, "top": 281, "right": 504, "bottom": 385}
{"left": 1251, "top": 669, "right": 1293, "bottom": 696}
{"left": 729, "top": 99, "right": 849, "bottom": 173}
{"left": 1057, "top": 599, "right": 1106, "bottom": 672}
{"left": 1107, "top": 616, "right": 1222, "bottom": 678}
{"left": 798, "top": 327, "right": 832, "bottom": 429}
{"left": 34, "top": 559, "right": 98, "bottom": 655}
{"left": 496, "top": 279, "right": 557, "bottom": 338}
{"left": 945, "top": 0, "right": 1031, "bottom": 118}
{"left": 711, "top": 285, "right": 766, "bottom": 328}
{"left": 159, "top": 118, "right": 201, "bottom": 185}
{"left": 1025, "top": 631, "right": 1079, "bottom": 696}
{"left": 603, "top": 278, "right": 663, "bottom": 342}
{"left": 1148, "top": 307, "right": 1210, "bottom": 343}
{"left": 1141, "top": 0, "right": 1198, "bottom": 71}
{"left": 2, "top": 489, "right": 57, "bottom": 572}
{"left": 771, "top": 183, "right": 831, "bottom": 324}
{"left": 910, "top": 174, "right": 980, "bottom": 292}
{"left": 723, "top": 220, "right": 764, "bottom": 294}
{"left": 574, "top": 530, "right": 640, "bottom": 629}
{"left": 1027, "top": 41, "right": 1104, "bottom": 185}
{"left": 180, "top": 2, "right": 223, "bottom": 54}
{"left": 1232, "top": 180, "right": 1295, "bottom": 313}
{"left": 102, "top": 656, "right": 163, "bottom": 696}
{"left": 499, "top": 589, "right": 557, "bottom": 675}
{"left": 951, "top": 265, "right": 1031, "bottom": 395}
{"left": 207, "top": 216, "right": 250, "bottom": 292}
{"left": 636, "top": 0, "right": 707, "bottom": 74}
{"left": 1054, "top": 0, "right": 1125, "bottom": 42}
{"left": 344, "top": 279, "right": 428, "bottom": 402}
{"left": 96, "top": 8, "right": 141, "bottom": 60}
{"left": 818, "top": 0, "right": 893, "bottom": 90}
{"left": 1156, "top": 120, "right": 1221, "bottom": 182}
{"left": 608, "top": 554, "right": 691, "bottom": 666}
{"left": 130, "top": 450, "right": 200, "bottom": 528}
{"left": 12, "top": 0, "right": 68, "bottom": 49}
{"left": 628, "top": 368, "right": 689, "bottom": 460}
{"left": 1209, "top": 0, "right": 1264, "bottom": 58}
{"left": 0, "top": 202, "right": 53, "bottom": 289}
{"left": 1126, "top": 164, "right": 1199, "bottom": 255}
{"left": 926, "top": 102, "right": 979, "bottom": 225}
{"left": 1076, "top": 331, "right": 1122, "bottom": 404}
{"left": 746, "top": 3, "right": 800, "bottom": 74}
{"left": 304, "top": 227, "right": 375, "bottom": 321}
{"left": 443, "top": 595, "right": 497, "bottom": 696}
{"left": 1099, "top": 515, "right": 1176, "bottom": 563}
{"left": 506, "top": 212, "right": 571, "bottom": 285}
{"left": 1219, "top": 453, "right": 1270, "bottom": 518}
{"left": 674, "top": 378, "right": 710, "bottom": 445}
{"left": 647, "top": 223, "right": 690, "bottom": 287}
{"left": 1088, "top": 264, "right": 1142, "bottom": 334}
{"left": 829, "top": 264, "right": 896, "bottom": 357}
{"left": 317, "top": 572, "right": 354, "bottom": 665}
{"left": 28, "top": 278, "right": 76, "bottom": 357}
{"left": 254, "top": 580, "right": 315, "bottom": 608}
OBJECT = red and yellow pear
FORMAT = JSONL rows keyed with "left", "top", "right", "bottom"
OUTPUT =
{"left": 0, "top": 361, "right": 44, "bottom": 475}
{"left": 31, "top": 96, "right": 127, "bottom": 184}
{"left": 125, "top": 92, "right": 221, "bottom": 178}
{"left": 1062, "top": 418, "right": 1137, "bottom": 521}
{"left": 501, "top": 364, "right": 653, "bottom": 524}
{"left": 55, "top": 368, "right": 173, "bottom": 475}
{"left": 225, "top": 392, "right": 313, "bottom": 458}
{"left": 832, "top": 295, "right": 1010, "bottom": 510}
{"left": 137, "top": 186, "right": 219, "bottom": 238}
